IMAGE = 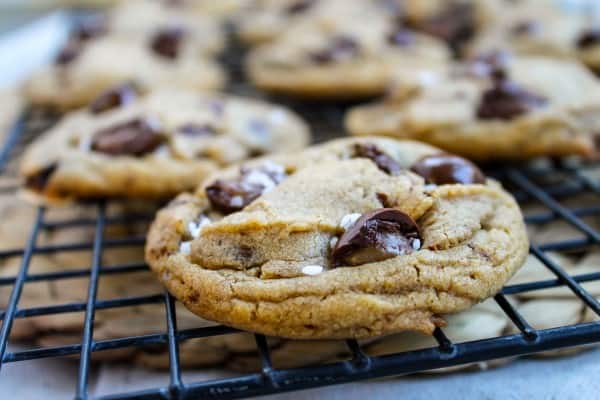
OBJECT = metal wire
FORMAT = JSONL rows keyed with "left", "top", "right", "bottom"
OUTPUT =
{"left": 0, "top": 30, "right": 599, "bottom": 400}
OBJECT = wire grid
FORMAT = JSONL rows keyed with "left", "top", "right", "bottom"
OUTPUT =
{"left": 0, "top": 34, "right": 599, "bottom": 400}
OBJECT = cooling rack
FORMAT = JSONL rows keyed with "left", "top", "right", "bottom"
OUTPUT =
{"left": 0, "top": 24, "right": 600, "bottom": 400}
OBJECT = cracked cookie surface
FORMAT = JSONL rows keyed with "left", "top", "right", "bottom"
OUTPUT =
{"left": 20, "top": 88, "right": 309, "bottom": 203}
{"left": 346, "top": 55, "right": 600, "bottom": 160}
{"left": 146, "top": 137, "right": 528, "bottom": 339}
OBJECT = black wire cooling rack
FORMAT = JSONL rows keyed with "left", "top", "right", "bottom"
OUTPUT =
{"left": 0, "top": 19, "right": 600, "bottom": 400}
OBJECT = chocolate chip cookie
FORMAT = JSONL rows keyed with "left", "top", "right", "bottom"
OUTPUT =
{"left": 346, "top": 55, "right": 600, "bottom": 160}
{"left": 20, "top": 88, "right": 310, "bottom": 203}
{"left": 146, "top": 137, "right": 528, "bottom": 339}
{"left": 23, "top": 2, "right": 226, "bottom": 110}
{"left": 467, "top": 1, "right": 600, "bottom": 72}
{"left": 245, "top": 1, "right": 450, "bottom": 98}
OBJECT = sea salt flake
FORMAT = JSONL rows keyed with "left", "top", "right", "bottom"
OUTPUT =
{"left": 302, "top": 265, "right": 323, "bottom": 276}
{"left": 340, "top": 213, "right": 362, "bottom": 231}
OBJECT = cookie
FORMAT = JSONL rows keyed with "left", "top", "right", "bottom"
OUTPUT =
{"left": 467, "top": 1, "right": 600, "bottom": 72}
{"left": 23, "top": 8, "right": 226, "bottom": 110}
{"left": 346, "top": 55, "right": 600, "bottom": 160}
{"left": 20, "top": 88, "right": 310, "bottom": 203}
{"left": 107, "top": 0, "right": 225, "bottom": 55}
{"left": 146, "top": 137, "right": 528, "bottom": 339}
{"left": 245, "top": 1, "right": 450, "bottom": 98}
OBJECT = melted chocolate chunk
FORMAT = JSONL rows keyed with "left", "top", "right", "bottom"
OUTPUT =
{"left": 285, "top": 0, "right": 315, "bottom": 14}
{"left": 477, "top": 69, "right": 547, "bottom": 120}
{"left": 89, "top": 82, "right": 138, "bottom": 114}
{"left": 511, "top": 20, "right": 541, "bottom": 36}
{"left": 55, "top": 39, "right": 82, "bottom": 65}
{"left": 55, "top": 16, "right": 107, "bottom": 66}
{"left": 176, "top": 123, "right": 218, "bottom": 136}
{"left": 206, "top": 162, "right": 286, "bottom": 214}
{"left": 331, "top": 208, "right": 421, "bottom": 267}
{"left": 577, "top": 29, "right": 600, "bottom": 49}
{"left": 309, "top": 36, "right": 360, "bottom": 64}
{"left": 387, "top": 28, "right": 415, "bottom": 47}
{"left": 411, "top": 154, "right": 485, "bottom": 185}
{"left": 26, "top": 164, "right": 57, "bottom": 192}
{"left": 150, "top": 27, "right": 186, "bottom": 59}
{"left": 353, "top": 143, "right": 401, "bottom": 175}
{"left": 91, "top": 117, "right": 164, "bottom": 156}
{"left": 409, "top": 3, "right": 475, "bottom": 51}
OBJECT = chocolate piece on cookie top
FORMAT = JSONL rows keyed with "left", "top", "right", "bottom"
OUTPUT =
{"left": 309, "top": 35, "right": 360, "bottom": 64}
{"left": 577, "top": 28, "right": 600, "bottom": 49}
{"left": 477, "top": 69, "right": 547, "bottom": 120}
{"left": 411, "top": 154, "right": 485, "bottom": 185}
{"left": 150, "top": 26, "right": 187, "bottom": 59}
{"left": 25, "top": 164, "right": 57, "bottom": 192}
{"left": 353, "top": 143, "right": 401, "bottom": 175}
{"left": 331, "top": 208, "right": 421, "bottom": 267}
{"left": 91, "top": 117, "right": 165, "bottom": 156}
{"left": 89, "top": 82, "right": 139, "bottom": 114}
{"left": 285, "top": 0, "right": 315, "bottom": 15}
{"left": 409, "top": 2, "right": 475, "bottom": 51}
{"left": 206, "top": 161, "right": 286, "bottom": 214}
{"left": 55, "top": 16, "right": 107, "bottom": 65}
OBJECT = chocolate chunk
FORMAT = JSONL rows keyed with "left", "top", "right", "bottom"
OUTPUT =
{"left": 331, "top": 208, "right": 421, "bottom": 267}
{"left": 89, "top": 82, "right": 138, "bottom": 114}
{"left": 353, "top": 143, "right": 401, "bottom": 175}
{"left": 150, "top": 27, "right": 186, "bottom": 59}
{"left": 177, "top": 123, "right": 217, "bottom": 136}
{"left": 55, "top": 38, "right": 82, "bottom": 65}
{"left": 409, "top": 3, "right": 475, "bottom": 51}
{"left": 477, "top": 69, "right": 547, "bottom": 120}
{"left": 309, "top": 36, "right": 360, "bottom": 64}
{"left": 511, "top": 20, "right": 541, "bottom": 36}
{"left": 55, "top": 16, "right": 107, "bottom": 66}
{"left": 91, "top": 117, "right": 164, "bottom": 156}
{"left": 26, "top": 164, "right": 57, "bottom": 192}
{"left": 387, "top": 28, "right": 415, "bottom": 47}
{"left": 577, "top": 29, "right": 600, "bottom": 49}
{"left": 410, "top": 154, "right": 485, "bottom": 185}
{"left": 285, "top": 0, "right": 315, "bottom": 14}
{"left": 206, "top": 162, "right": 286, "bottom": 214}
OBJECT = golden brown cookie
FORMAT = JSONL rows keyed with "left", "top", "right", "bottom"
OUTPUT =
{"left": 146, "top": 137, "right": 528, "bottom": 339}
{"left": 346, "top": 55, "right": 600, "bottom": 160}
{"left": 20, "top": 88, "right": 310, "bottom": 204}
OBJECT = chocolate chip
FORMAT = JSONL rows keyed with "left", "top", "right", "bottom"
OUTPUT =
{"left": 410, "top": 154, "right": 485, "bottom": 185}
{"left": 409, "top": 3, "right": 474, "bottom": 52}
{"left": 353, "top": 143, "right": 401, "bottom": 175}
{"left": 26, "top": 164, "right": 57, "bottom": 192}
{"left": 89, "top": 82, "right": 138, "bottom": 114}
{"left": 285, "top": 0, "right": 315, "bottom": 14}
{"left": 511, "top": 20, "right": 541, "bottom": 36}
{"left": 55, "top": 16, "right": 107, "bottom": 66}
{"left": 55, "top": 38, "right": 82, "bottom": 65}
{"left": 387, "top": 28, "right": 415, "bottom": 47}
{"left": 177, "top": 123, "right": 217, "bottom": 137}
{"left": 577, "top": 28, "right": 600, "bottom": 49}
{"left": 331, "top": 208, "right": 421, "bottom": 267}
{"left": 150, "top": 27, "right": 186, "bottom": 59}
{"left": 206, "top": 162, "right": 286, "bottom": 214}
{"left": 476, "top": 69, "right": 547, "bottom": 120}
{"left": 91, "top": 117, "right": 164, "bottom": 156}
{"left": 309, "top": 36, "right": 360, "bottom": 64}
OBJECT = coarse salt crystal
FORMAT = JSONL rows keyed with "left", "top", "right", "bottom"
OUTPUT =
{"left": 302, "top": 265, "right": 324, "bottom": 276}
{"left": 339, "top": 213, "right": 362, "bottom": 231}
